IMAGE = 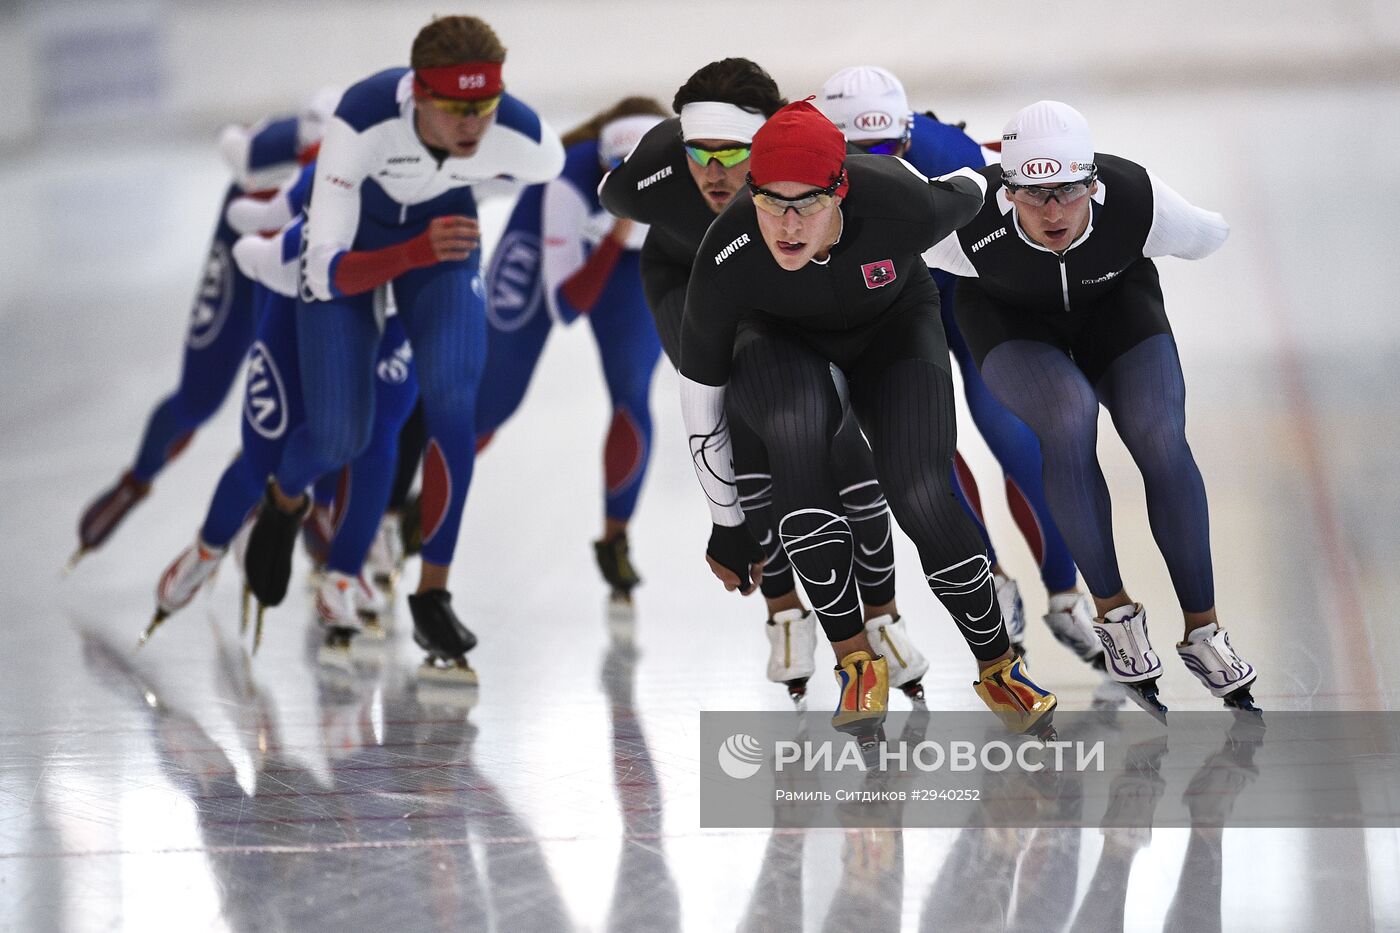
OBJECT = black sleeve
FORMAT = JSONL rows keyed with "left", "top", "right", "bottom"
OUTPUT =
{"left": 599, "top": 117, "right": 683, "bottom": 226}
{"left": 918, "top": 170, "right": 986, "bottom": 250}
{"left": 639, "top": 234, "right": 687, "bottom": 367}
{"left": 679, "top": 246, "right": 743, "bottom": 387}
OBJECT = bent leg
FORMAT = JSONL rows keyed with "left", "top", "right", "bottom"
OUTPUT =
{"left": 394, "top": 260, "right": 487, "bottom": 567}
{"left": 327, "top": 317, "right": 421, "bottom": 577}
{"left": 729, "top": 331, "right": 863, "bottom": 643}
{"left": 1096, "top": 334, "right": 1214, "bottom": 613}
{"left": 980, "top": 340, "right": 1122, "bottom": 600}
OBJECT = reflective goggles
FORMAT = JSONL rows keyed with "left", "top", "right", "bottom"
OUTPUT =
{"left": 747, "top": 173, "right": 843, "bottom": 217}
{"left": 685, "top": 144, "right": 751, "bottom": 169}
{"left": 1005, "top": 172, "right": 1097, "bottom": 207}
{"left": 852, "top": 130, "right": 911, "bottom": 156}
{"left": 421, "top": 92, "right": 503, "bottom": 119}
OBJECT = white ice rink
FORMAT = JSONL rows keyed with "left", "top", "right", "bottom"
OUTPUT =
{"left": 3, "top": 3, "right": 1400, "bottom": 929}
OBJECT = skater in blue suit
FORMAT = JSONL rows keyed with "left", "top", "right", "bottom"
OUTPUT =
{"left": 241, "top": 16, "right": 564, "bottom": 682}
{"left": 72, "top": 90, "right": 339, "bottom": 567}
{"left": 477, "top": 97, "right": 667, "bottom": 603}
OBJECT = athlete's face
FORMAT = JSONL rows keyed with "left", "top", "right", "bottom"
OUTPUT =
{"left": 415, "top": 101, "right": 497, "bottom": 158}
{"left": 1011, "top": 179, "right": 1098, "bottom": 251}
{"left": 684, "top": 137, "right": 750, "bottom": 214}
{"left": 753, "top": 180, "right": 844, "bottom": 271}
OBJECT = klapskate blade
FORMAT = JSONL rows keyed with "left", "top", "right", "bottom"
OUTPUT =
{"left": 1122, "top": 683, "right": 1169, "bottom": 724}
{"left": 61, "top": 548, "right": 87, "bottom": 577}
{"left": 418, "top": 660, "right": 479, "bottom": 687}
{"left": 138, "top": 610, "right": 169, "bottom": 647}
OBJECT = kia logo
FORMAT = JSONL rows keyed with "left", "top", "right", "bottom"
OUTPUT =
{"left": 1020, "top": 158, "right": 1061, "bottom": 179}
{"left": 854, "top": 110, "right": 893, "bottom": 133}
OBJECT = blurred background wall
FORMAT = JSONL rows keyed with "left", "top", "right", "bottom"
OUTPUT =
{"left": 4, "top": 0, "right": 1400, "bottom": 150}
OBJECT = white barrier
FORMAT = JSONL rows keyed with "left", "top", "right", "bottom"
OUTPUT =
{"left": 5, "top": 0, "right": 1399, "bottom": 149}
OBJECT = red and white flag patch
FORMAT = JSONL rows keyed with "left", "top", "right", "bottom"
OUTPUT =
{"left": 861, "top": 259, "right": 896, "bottom": 289}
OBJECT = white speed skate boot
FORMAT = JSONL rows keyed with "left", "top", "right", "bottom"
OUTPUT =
{"left": 1043, "top": 592, "right": 1107, "bottom": 670}
{"left": 1094, "top": 603, "right": 1167, "bottom": 720}
{"left": 1177, "top": 622, "right": 1261, "bottom": 713}
{"left": 766, "top": 609, "right": 817, "bottom": 704}
{"left": 315, "top": 571, "right": 367, "bottom": 665}
{"left": 352, "top": 572, "right": 389, "bottom": 637}
{"left": 865, "top": 614, "right": 929, "bottom": 702}
{"left": 365, "top": 513, "right": 404, "bottom": 594}
{"left": 142, "top": 538, "right": 225, "bottom": 645}
{"left": 994, "top": 572, "right": 1027, "bottom": 656}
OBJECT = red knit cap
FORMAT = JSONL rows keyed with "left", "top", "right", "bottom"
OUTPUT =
{"left": 749, "top": 99, "right": 849, "bottom": 199}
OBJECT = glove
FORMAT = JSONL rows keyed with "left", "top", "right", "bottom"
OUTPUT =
{"left": 706, "top": 522, "right": 764, "bottom": 594}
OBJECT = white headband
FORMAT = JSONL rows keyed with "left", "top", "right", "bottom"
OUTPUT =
{"left": 679, "top": 102, "right": 767, "bottom": 145}
{"left": 599, "top": 114, "right": 664, "bottom": 167}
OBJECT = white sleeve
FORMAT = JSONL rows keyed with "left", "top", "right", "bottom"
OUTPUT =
{"left": 540, "top": 178, "right": 590, "bottom": 324}
{"left": 225, "top": 181, "right": 296, "bottom": 237}
{"left": 217, "top": 121, "right": 295, "bottom": 191}
{"left": 923, "top": 232, "right": 978, "bottom": 277}
{"left": 1143, "top": 170, "right": 1230, "bottom": 260}
{"left": 514, "top": 120, "right": 566, "bottom": 185}
{"left": 231, "top": 232, "right": 298, "bottom": 298}
{"left": 679, "top": 374, "right": 744, "bottom": 527}
{"left": 303, "top": 117, "right": 367, "bottom": 301}
{"left": 218, "top": 124, "right": 253, "bottom": 184}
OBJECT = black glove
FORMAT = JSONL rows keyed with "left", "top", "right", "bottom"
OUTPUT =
{"left": 706, "top": 522, "right": 764, "bottom": 593}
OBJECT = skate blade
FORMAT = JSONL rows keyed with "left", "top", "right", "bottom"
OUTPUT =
{"left": 252, "top": 604, "right": 267, "bottom": 654}
{"left": 138, "top": 609, "right": 170, "bottom": 647}
{"left": 1223, "top": 687, "right": 1263, "bottom": 715}
{"left": 418, "top": 658, "right": 479, "bottom": 687}
{"left": 61, "top": 547, "right": 88, "bottom": 578}
{"left": 240, "top": 586, "right": 252, "bottom": 634}
{"left": 898, "top": 679, "right": 926, "bottom": 702}
{"left": 1122, "top": 682, "right": 1169, "bottom": 723}
{"left": 1027, "top": 710, "right": 1059, "bottom": 742}
{"left": 359, "top": 616, "right": 390, "bottom": 640}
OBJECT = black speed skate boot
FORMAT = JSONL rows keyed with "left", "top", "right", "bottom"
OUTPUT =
{"left": 69, "top": 470, "right": 150, "bottom": 571}
{"left": 400, "top": 492, "right": 423, "bottom": 558}
{"left": 593, "top": 532, "right": 642, "bottom": 603}
{"left": 243, "top": 481, "right": 309, "bottom": 651}
{"left": 409, "top": 590, "right": 479, "bottom": 685}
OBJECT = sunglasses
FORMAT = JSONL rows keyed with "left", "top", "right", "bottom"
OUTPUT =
{"left": 685, "top": 144, "right": 751, "bottom": 169}
{"left": 747, "top": 172, "right": 844, "bottom": 217}
{"left": 422, "top": 92, "right": 503, "bottom": 119}
{"left": 852, "top": 130, "right": 911, "bottom": 156}
{"left": 1005, "top": 172, "right": 1097, "bottom": 207}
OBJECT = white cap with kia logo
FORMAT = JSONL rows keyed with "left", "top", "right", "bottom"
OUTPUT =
{"left": 1000, "top": 100, "right": 1095, "bottom": 185}
{"left": 819, "top": 65, "right": 912, "bottom": 141}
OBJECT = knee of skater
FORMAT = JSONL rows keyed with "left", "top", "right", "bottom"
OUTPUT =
{"left": 884, "top": 474, "right": 952, "bottom": 522}
{"left": 312, "top": 421, "right": 373, "bottom": 467}
{"left": 751, "top": 406, "right": 835, "bottom": 454}
{"left": 418, "top": 380, "right": 478, "bottom": 426}
{"left": 1117, "top": 418, "right": 1192, "bottom": 473}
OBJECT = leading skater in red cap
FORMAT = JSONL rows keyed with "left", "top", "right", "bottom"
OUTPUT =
{"left": 675, "top": 101, "right": 1059, "bottom": 738}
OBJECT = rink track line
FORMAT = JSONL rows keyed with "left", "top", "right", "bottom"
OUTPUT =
{"left": 1232, "top": 144, "right": 1379, "bottom": 709}
{"left": 0, "top": 827, "right": 832, "bottom": 861}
